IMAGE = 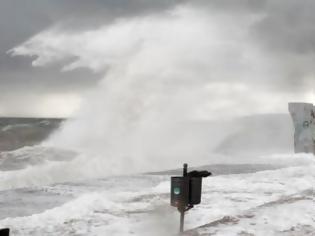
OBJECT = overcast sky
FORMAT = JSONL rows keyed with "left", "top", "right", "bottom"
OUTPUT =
{"left": 1, "top": 0, "right": 315, "bottom": 117}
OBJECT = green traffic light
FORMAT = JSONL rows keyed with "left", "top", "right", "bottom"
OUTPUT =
{"left": 174, "top": 187, "right": 181, "bottom": 195}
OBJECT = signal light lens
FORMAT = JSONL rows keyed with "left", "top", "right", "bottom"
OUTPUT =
{"left": 174, "top": 187, "right": 181, "bottom": 195}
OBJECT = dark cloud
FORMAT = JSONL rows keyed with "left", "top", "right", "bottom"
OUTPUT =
{"left": 193, "top": 0, "right": 315, "bottom": 92}
{"left": 0, "top": 0, "right": 314, "bottom": 117}
{"left": 252, "top": 0, "right": 315, "bottom": 54}
{"left": 0, "top": 0, "right": 183, "bottom": 60}
{"left": 0, "top": 0, "right": 183, "bottom": 117}
{"left": 193, "top": 0, "right": 266, "bottom": 12}
{"left": 0, "top": 0, "right": 183, "bottom": 44}
{"left": 191, "top": 0, "right": 315, "bottom": 56}
{"left": 248, "top": 0, "right": 315, "bottom": 91}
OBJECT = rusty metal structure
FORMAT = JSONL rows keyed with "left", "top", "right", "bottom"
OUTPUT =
{"left": 288, "top": 102, "right": 315, "bottom": 154}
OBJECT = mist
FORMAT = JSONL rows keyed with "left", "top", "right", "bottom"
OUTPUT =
{"left": 9, "top": 4, "right": 315, "bottom": 175}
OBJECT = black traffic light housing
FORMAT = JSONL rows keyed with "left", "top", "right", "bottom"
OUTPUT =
{"left": 0, "top": 228, "right": 9, "bottom": 236}
{"left": 170, "top": 176, "right": 190, "bottom": 208}
{"left": 188, "top": 177, "right": 202, "bottom": 205}
{"left": 170, "top": 164, "right": 211, "bottom": 233}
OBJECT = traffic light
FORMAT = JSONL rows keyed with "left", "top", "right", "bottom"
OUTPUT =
{"left": 170, "top": 164, "right": 211, "bottom": 233}
{"left": 0, "top": 228, "right": 9, "bottom": 236}
{"left": 189, "top": 177, "right": 202, "bottom": 205}
{"left": 170, "top": 176, "right": 189, "bottom": 207}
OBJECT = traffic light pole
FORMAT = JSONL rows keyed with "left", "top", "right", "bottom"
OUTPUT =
{"left": 183, "top": 163, "right": 188, "bottom": 177}
{"left": 179, "top": 209, "right": 185, "bottom": 233}
{"left": 179, "top": 163, "right": 188, "bottom": 233}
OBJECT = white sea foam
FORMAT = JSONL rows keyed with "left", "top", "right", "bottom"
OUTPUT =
{"left": 0, "top": 162, "right": 314, "bottom": 235}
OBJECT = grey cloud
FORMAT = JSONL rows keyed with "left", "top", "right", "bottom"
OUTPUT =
{"left": 252, "top": 0, "right": 315, "bottom": 54}
{"left": 1, "top": 0, "right": 183, "bottom": 117}
{"left": 0, "top": 0, "right": 183, "bottom": 60}
{"left": 190, "top": 0, "right": 315, "bottom": 55}
{"left": 1, "top": 0, "right": 315, "bottom": 117}
{"left": 248, "top": 0, "right": 315, "bottom": 91}
{"left": 191, "top": 0, "right": 315, "bottom": 55}
{"left": 193, "top": 0, "right": 266, "bottom": 12}
{"left": 1, "top": 0, "right": 183, "bottom": 39}
{"left": 193, "top": 0, "right": 315, "bottom": 92}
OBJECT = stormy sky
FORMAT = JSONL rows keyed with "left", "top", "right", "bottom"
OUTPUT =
{"left": 1, "top": 0, "right": 315, "bottom": 117}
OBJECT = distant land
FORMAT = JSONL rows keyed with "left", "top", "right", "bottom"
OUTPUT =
{"left": 0, "top": 117, "right": 64, "bottom": 151}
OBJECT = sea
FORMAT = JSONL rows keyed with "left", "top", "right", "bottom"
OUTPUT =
{"left": 0, "top": 116, "right": 313, "bottom": 236}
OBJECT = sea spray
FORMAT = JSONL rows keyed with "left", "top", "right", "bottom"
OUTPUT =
{"left": 6, "top": 5, "right": 313, "bottom": 186}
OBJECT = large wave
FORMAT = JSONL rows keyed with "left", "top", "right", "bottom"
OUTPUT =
{"left": 4, "top": 5, "right": 314, "bottom": 188}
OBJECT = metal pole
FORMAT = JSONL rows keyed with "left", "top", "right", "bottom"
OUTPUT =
{"left": 179, "top": 209, "right": 184, "bottom": 233}
{"left": 179, "top": 163, "right": 188, "bottom": 233}
{"left": 183, "top": 163, "right": 188, "bottom": 177}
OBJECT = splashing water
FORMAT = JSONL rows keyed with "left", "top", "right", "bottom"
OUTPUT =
{"left": 5, "top": 5, "right": 314, "bottom": 187}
